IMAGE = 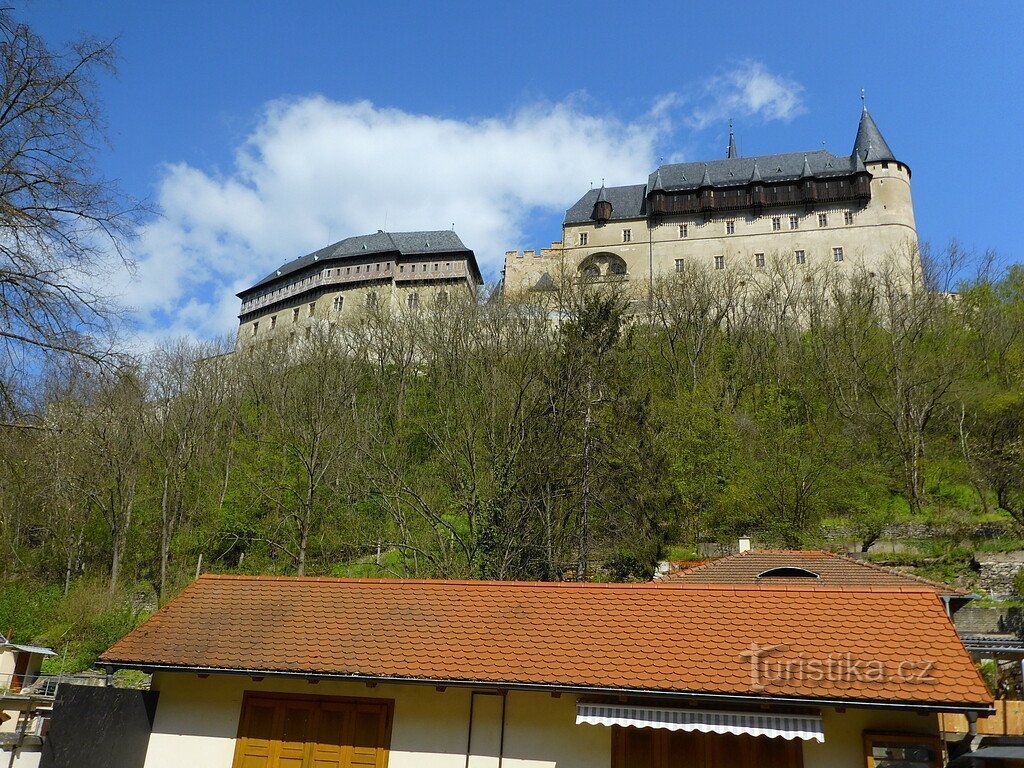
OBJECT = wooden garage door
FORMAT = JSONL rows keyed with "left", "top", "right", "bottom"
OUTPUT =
{"left": 613, "top": 726, "right": 804, "bottom": 768}
{"left": 232, "top": 694, "right": 392, "bottom": 768}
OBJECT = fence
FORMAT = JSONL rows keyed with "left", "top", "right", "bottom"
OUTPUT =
{"left": 939, "top": 699, "right": 1024, "bottom": 735}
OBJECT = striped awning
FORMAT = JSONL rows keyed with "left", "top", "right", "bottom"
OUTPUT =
{"left": 575, "top": 703, "right": 825, "bottom": 743}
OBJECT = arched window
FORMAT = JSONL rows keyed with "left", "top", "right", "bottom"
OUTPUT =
{"left": 578, "top": 252, "right": 628, "bottom": 281}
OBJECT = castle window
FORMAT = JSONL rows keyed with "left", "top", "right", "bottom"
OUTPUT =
{"left": 407, "top": 292, "right": 419, "bottom": 308}
{"left": 270, "top": 316, "right": 277, "bottom": 329}
{"left": 844, "top": 211, "right": 854, "bottom": 225}
{"left": 444, "top": 262, "right": 451, "bottom": 269}
{"left": 433, "top": 262, "right": 439, "bottom": 271}
{"left": 376, "top": 263, "right": 381, "bottom": 272}
{"left": 355, "top": 265, "right": 360, "bottom": 274}
{"left": 755, "top": 253, "right": 765, "bottom": 268}
{"left": 833, "top": 247, "right": 844, "bottom": 262}
{"left": 771, "top": 217, "right": 781, "bottom": 231}
{"left": 795, "top": 250, "right": 806, "bottom": 265}
{"left": 679, "top": 224, "right": 688, "bottom": 238}
{"left": 818, "top": 213, "right": 828, "bottom": 227}
{"left": 411, "top": 264, "right": 416, "bottom": 273}
{"left": 714, "top": 255, "right": 724, "bottom": 270}
{"left": 622, "top": 228, "right": 632, "bottom": 243}
{"left": 882, "top": 162, "right": 889, "bottom": 169}
{"left": 308, "top": 302, "right": 316, "bottom": 317}
{"left": 326, "top": 269, "right": 332, "bottom": 277}
{"left": 346, "top": 267, "right": 351, "bottom": 275}
{"left": 292, "top": 307, "right": 300, "bottom": 322}
{"left": 399, "top": 264, "right": 404, "bottom": 272}
{"left": 674, "top": 258, "right": 684, "bottom": 273}
{"left": 726, "top": 221, "right": 735, "bottom": 235}
{"left": 251, "top": 322, "right": 258, "bottom": 336}
{"left": 333, "top": 296, "right": 343, "bottom": 312}
{"left": 579, "top": 232, "right": 588, "bottom": 246}
{"left": 790, "top": 215, "right": 799, "bottom": 229}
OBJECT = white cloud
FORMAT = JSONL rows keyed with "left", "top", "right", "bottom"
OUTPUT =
{"left": 687, "top": 60, "right": 805, "bottom": 130}
{"left": 121, "top": 97, "right": 661, "bottom": 340}
{"left": 120, "top": 61, "right": 805, "bottom": 342}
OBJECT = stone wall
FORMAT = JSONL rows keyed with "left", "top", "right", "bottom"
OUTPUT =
{"left": 977, "top": 553, "right": 1024, "bottom": 599}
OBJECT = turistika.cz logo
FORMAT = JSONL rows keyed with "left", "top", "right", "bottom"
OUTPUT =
{"left": 738, "top": 642, "right": 937, "bottom": 691}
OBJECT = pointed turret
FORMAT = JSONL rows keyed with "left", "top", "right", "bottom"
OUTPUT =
{"left": 650, "top": 168, "right": 665, "bottom": 193}
{"left": 727, "top": 120, "right": 737, "bottom": 159}
{"left": 699, "top": 164, "right": 713, "bottom": 187}
{"left": 853, "top": 104, "right": 897, "bottom": 164}
{"left": 592, "top": 182, "right": 613, "bottom": 223}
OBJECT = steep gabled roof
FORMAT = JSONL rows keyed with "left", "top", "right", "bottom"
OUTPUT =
{"left": 563, "top": 184, "right": 647, "bottom": 225}
{"left": 661, "top": 550, "right": 969, "bottom": 596}
{"left": 853, "top": 106, "right": 897, "bottom": 164}
{"left": 100, "top": 575, "right": 990, "bottom": 710}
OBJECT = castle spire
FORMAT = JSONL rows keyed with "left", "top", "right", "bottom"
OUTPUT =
{"left": 852, "top": 100, "right": 896, "bottom": 164}
{"left": 727, "top": 119, "right": 738, "bottom": 159}
{"left": 650, "top": 167, "right": 665, "bottom": 192}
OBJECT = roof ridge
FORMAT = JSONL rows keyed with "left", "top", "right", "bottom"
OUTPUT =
{"left": 195, "top": 573, "right": 940, "bottom": 594}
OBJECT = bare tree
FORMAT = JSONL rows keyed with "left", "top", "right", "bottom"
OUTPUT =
{"left": 0, "top": 12, "right": 137, "bottom": 410}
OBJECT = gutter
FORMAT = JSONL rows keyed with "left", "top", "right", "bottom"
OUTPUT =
{"left": 100, "top": 661, "right": 995, "bottom": 717}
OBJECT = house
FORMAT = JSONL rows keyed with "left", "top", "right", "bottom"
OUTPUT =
{"left": 1, "top": 635, "right": 56, "bottom": 768}
{"left": 503, "top": 103, "right": 920, "bottom": 297}
{"left": 99, "top": 574, "right": 991, "bottom": 768}
{"left": 655, "top": 549, "right": 973, "bottom": 615}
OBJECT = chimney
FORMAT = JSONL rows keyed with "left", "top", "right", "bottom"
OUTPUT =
{"left": 738, "top": 536, "right": 752, "bottom": 553}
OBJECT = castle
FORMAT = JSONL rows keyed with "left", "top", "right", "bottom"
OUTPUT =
{"left": 502, "top": 104, "right": 919, "bottom": 296}
{"left": 236, "top": 230, "right": 483, "bottom": 345}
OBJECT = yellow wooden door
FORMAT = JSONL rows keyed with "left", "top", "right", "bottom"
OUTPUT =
{"left": 615, "top": 726, "right": 803, "bottom": 768}
{"left": 232, "top": 695, "right": 391, "bottom": 768}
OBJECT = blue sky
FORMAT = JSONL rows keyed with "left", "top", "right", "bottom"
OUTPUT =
{"left": 21, "top": 1, "right": 1024, "bottom": 341}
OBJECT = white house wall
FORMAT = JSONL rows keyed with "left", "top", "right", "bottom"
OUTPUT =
{"left": 143, "top": 671, "right": 940, "bottom": 768}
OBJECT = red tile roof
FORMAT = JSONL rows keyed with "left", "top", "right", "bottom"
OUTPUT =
{"left": 661, "top": 550, "right": 969, "bottom": 596}
{"left": 100, "top": 575, "right": 991, "bottom": 710}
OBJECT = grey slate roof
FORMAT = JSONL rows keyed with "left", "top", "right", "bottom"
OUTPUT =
{"left": 649, "top": 149, "right": 864, "bottom": 192}
{"left": 242, "top": 230, "right": 476, "bottom": 295}
{"left": 853, "top": 106, "right": 897, "bottom": 163}
{"left": 563, "top": 184, "right": 648, "bottom": 225}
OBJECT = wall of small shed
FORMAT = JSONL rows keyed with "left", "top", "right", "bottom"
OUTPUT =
{"left": 142, "top": 671, "right": 941, "bottom": 768}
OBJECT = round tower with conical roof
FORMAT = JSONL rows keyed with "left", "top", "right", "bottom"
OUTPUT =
{"left": 851, "top": 102, "right": 919, "bottom": 276}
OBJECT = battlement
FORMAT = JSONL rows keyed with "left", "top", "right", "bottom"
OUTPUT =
{"left": 504, "top": 242, "right": 564, "bottom": 261}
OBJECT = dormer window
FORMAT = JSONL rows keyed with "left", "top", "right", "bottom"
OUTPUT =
{"left": 756, "top": 567, "right": 820, "bottom": 579}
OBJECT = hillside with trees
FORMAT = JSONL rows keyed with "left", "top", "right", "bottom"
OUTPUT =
{"left": 2, "top": 257, "right": 1023, "bottom": 668}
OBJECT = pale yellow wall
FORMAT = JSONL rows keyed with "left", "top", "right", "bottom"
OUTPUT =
{"left": 236, "top": 278, "right": 475, "bottom": 348}
{"left": 143, "top": 671, "right": 944, "bottom": 768}
{"left": 0, "top": 650, "right": 15, "bottom": 683}
{"left": 804, "top": 707, "right": 939, "bottom": 768}
{"left": 504, "top": 162, "right": 919, "bottom": 296}
{"left": 143, "top": 672, "right": 610, "bottom": 768}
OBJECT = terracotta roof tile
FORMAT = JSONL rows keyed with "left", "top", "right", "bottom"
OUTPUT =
{"left": 661, "top": 550, "right": 969, "bottom": 596}
{"left": 100, "top": 575, "right": 990, "bottom": 709}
